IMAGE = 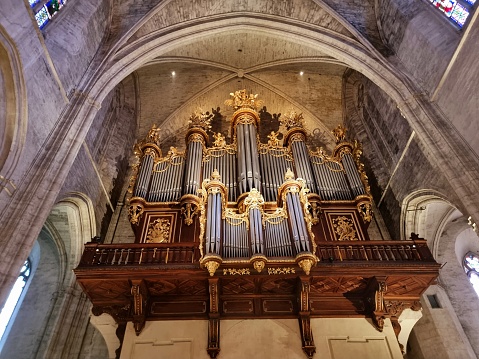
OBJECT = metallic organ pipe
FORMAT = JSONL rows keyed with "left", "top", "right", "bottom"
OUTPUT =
{"left": 342, "top": 153, "right": 365, "bottom": 197}
{"left": 291, "top": 141, "right": 316, "bottom": 193}
{"left": 135, "top": 154, "right": 154, "bottom": 198}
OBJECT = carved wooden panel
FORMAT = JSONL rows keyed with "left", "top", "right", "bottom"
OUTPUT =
{"left": 310, "top": 277, "right": 368, "bottom": 294}
{"left": 147, "top": 279, "right": 207, "bottom": 296}
{"left": 386, "top": 276, "right": 433, "bottom": 296}
{"left": 221, "top": 277, "right": 255, "bottom": 295}
{"left": 150, "top": 301, "right": 207, "bottom": 315}
{"left": 81, "top": 280, "right": 131, "bottom": 303}
{"left": 261, "top": 278, "right": 297, "bottom": 294}
{"left": 321, "top": 208, "right": 367, "bottom": 242}
{"left": 222, "top": 300, "right": 254, "bottom": 314}
{"left": 262, "top": 299, "right": 294, "bottom": 313}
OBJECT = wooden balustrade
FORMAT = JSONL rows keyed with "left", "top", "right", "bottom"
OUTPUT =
{"left": 78, "top": 242, "right": 200, "bottom": 266}
{"left": 77, "top": 239, "right": 434, "bottom": 267}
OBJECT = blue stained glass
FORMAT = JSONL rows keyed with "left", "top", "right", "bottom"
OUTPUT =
{"left": 431, "top": 0, "right": 457, "bottom": 17}
{"left": 451, "top": 3, "right": 470, "bottom": 26}
{"left": 35, "top": 7, "right": 49, "bottom": 28}
{"left": 29, "top": 0, "right": 40, "bottom": 7}
{"left": 465, "top": 0, "right": 476, "bottom": 4}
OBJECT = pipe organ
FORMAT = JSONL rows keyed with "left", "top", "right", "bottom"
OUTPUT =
{"left": 77, "top": 90, "right": 439, "bottom": 359}
{"left": 128, "top": 90, "right": 374, "bottom": 275}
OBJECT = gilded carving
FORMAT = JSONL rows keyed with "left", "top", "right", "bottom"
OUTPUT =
{"left": 268, "top": 267, "right": 296, "bottom": 275}
{"left": 223, "top": 268, "right": 251, "bottom": 275}
{"left": 358, "top": 202, "right": 373, "bottom": 223}
{"left": 243, "top": 188, "right": 265, "bottom": 211}
{"left": 205, "top": 260, "right": 220, "bottom": 276}
{"left": 280, "top": 110, "right": 304, "bottom": 130}
{"left": 225, "top": 89, "right": 264, "bottom": 111}
{"left": 267, "top": 131, "right": 281, "bottom": 147}
{"left": 181, "top": 203, "right": 198, "bottom": 226}
{"left": 128, "top": 204, "right": 144, "bottom": 226}
{"left": 332, "top": 124, "right": 347, "bottom": 143}
{"left": 332, "top": 216, "right": 357, "bottom": 241}
{"left": 142, "top": 124, "right": 161, "bottom": 146}
{"left": 189, "top": 110, "right": 213, "bottom": 130}
{"left": 146, "top": 218, "right": 171, "bottom": 243}
{"left": 298, "top": 258, "right": 314, "bottom": 275}
{"left": 212, "top": 132, "right": 226, "bottom": 147}
{"left": 253, "top": 260, "right": 265, "bottom": 273}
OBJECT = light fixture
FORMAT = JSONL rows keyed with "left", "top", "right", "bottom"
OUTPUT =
{"left": 171, "top": 71, "right": 176, "bottom": 76}
{"left": 299, "top": 71, "right": 304, "bottom": 76}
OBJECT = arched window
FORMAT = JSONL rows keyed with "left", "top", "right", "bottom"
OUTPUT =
{"left": 463, "top": 252, "right": 479, "bottom": 296}
{"left": 0, "top": 260, "right": 31, "bottom": 342}
{"left": 29, "top": 0, "right": 69, "bottom": 29}
{"left": 428, "top": 0, "right": 475, "bottom": 27}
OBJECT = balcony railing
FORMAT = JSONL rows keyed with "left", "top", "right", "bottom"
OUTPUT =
{"left": 76, "top": 239, "right": 434, "bottom": 267}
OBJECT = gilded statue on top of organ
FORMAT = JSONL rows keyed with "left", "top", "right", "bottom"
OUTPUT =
{"left": 127, "top": 90, "right": 375, "bottom": 275}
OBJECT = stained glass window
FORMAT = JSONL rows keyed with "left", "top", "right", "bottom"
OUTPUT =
{"left": 32, "top": 0, "right": 68, "bottom": 30}
{"left": 428, "top": 0, "right": 475, "bottom": 27}
{"left": 0, "top": 260, "right": 31, "bottom": 342}
{"left": 451, "top": 3, "right": 470, "bottom": 25}
{"left": 464, "top": 252, "right": 479, "bottom": 296}
{"left": 35, "top": 7, "right": 49, "bottom": 29}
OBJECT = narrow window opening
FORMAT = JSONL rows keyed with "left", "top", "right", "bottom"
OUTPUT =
{"left": 0, "top": 259, "right": 31, "bottom": 342}
{"left": 427, "top": 294, "right": 441, "bottom": 308}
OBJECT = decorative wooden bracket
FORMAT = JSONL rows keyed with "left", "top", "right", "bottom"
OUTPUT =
{"left": 365, "top": 276, "right": 387, "bottom": 332}
{"left": 91, "top": 304, "right": 130, "bottom": 358}
{"left": 298, "top": 277, "right": 316, "bottom": 359}
{"left": 207, "top": 278, "right": 220, "bottom": 358}
{"left": 181, "top": 202, "right": 199, "bottom": 226}
{"left": 131, "top": 280, "right": 148, "bottom": 336}
{"left": 384, "top": 299, "right": 422, "bottom": 353}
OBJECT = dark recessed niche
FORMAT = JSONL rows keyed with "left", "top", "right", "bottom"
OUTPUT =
{"left": 427, "top": 294, "right": 441, "bottom": 309}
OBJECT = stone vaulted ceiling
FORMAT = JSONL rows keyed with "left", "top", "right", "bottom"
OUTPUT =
{"left": 103, "top": 0, "right": 390, "bottom": 152}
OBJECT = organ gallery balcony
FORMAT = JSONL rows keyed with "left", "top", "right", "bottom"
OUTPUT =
{"left": 75, "top": 90, "right": 439, "bottom": 358}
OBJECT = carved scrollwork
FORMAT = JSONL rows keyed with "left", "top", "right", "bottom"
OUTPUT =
{"left": 332, "top": 216, "right": 357, "bottom": 241}
{"left": 223, "top": 268, "right": 251, "bottom": 275}
{"left": 146, "top": 218, "right": 171, "bottom": 243}
{"left": 128, "top": 204, "right": 144, "bottom": 226}
{"left": 189, "top": 110, "right": 213, "bottom": 130}
{"left": 332, "top": 124, "right": 347, "bottom": 143}
{"left": 181, "top": 203, "right": 199, "bottom": 226}
{"left": 358, "top": 201, "right": 373, "bottom": 223}
{"left": 280, "top": 110, "right": 304, "bottom": 130}
{"left": 268, "top": 267, "right": 296, "bottom": 275}
{"left": 225, "top": 89, "right": 263, "bottom": 111}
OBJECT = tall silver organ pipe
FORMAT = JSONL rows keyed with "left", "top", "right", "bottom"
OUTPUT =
{"left": 183, "top": 130, "right": 207, "bottom": 196}
{"left": 249, "top": 207, "right": 264, "bottom": 255}
{"left": 203, "top": 171, "right": 226, "bottom": 256}
{"left": 341, "top": 151, "right": 366, "bottom": 197}
{"left": 285, "top": 129, "right": 317, "bottom": 194}
{"left": 310, "top": 149, "right": 353, "bottom": 201}
{"left": 203, "top": 137, "right": 237, "bottom": 201}
{"left": 259, "top": 144, "right": 292, "bottom": 202}
{"left": 134, "top": 148, "right": 156, "bottom": 198}
{"left": 278, "top": 170, "right": 313, "bottom": 256}
{"left": 285, "top": 191, "right": 311, "bottom": 253}
{"left": 148, "top": 151, "right": 185, "bottom": 202}
{"left": 233, "top": 112, "right": 261, "bottom": 194}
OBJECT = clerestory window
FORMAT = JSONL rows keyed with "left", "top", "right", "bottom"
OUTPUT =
{"left": 29, "top": 0, "right": 69, "bottom": 29}
{"left": 0, "top": 260, "right": 31, "bottom": 343}
{"left": 463, "top": 252, "right": 479, "bottom": 296}
{"left": 427, "top": 0, "right": 475, "bottom": 28}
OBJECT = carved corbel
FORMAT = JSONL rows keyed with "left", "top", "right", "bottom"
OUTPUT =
{"left": 207, "top": 278, "right": 220, "bottom": 358}
{"left": 384, "top": 300, "right": 422, "bottom": 353}
{"left": 365, "top": 277, "right": 387, "bottom": 332}
{"left": 298, "top": 277, "right": 316, "bottom": 359}
{"left": 130, "top": 280, "right": 148, "bottom": 336}
{"left": 128, "top": 204, "right": 144, "bottom": 226}
{"left": 181, "top": 202, "right": 199, "bottom": 226}
{"left": 92, "top": 304, "right": 130, "bottom": 359}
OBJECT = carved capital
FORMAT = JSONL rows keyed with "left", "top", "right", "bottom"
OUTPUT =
{"left": 365, "top": 277, "right": 388, "bottom": 332}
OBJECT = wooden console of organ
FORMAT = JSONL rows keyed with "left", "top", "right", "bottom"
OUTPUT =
{"left": 75, "top": 91, "right": 439, "bottom": 358}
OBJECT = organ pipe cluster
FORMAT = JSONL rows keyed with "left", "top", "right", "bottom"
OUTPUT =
{"left": 128, "top": 90, "right": 373, "bottom": 276}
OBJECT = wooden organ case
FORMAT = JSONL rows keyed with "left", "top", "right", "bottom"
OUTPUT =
{"left": 75, "top": 90, "right": 439, "bottom": 358}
